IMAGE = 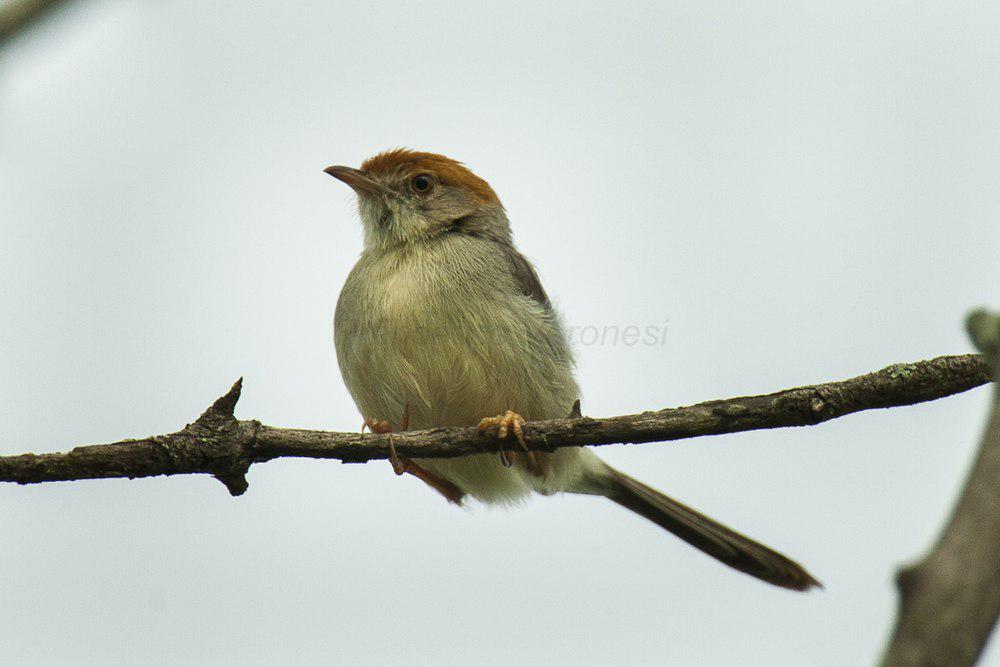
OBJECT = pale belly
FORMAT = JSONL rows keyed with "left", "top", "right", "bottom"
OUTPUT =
{"left": 341, "top": 308, "right": 580, "bottom": 502}
{"left": 334, "top": 247, "right": 581, "bottom": 503}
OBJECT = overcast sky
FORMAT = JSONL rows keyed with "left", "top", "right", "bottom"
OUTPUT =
{"left": 3, "top": 2, "right": 1000, "bottom": 665}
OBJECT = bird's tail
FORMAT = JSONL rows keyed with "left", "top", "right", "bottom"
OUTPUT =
{"left": 601, "top": 465, "right": 821, "bottom": 591}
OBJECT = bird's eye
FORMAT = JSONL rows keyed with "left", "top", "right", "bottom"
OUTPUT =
{"left": 411, "top": 174, "right": 435, "bottom": 194}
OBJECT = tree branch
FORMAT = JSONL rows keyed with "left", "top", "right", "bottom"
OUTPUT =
{"left": 0, "top": 354, "right": 989, "bottom": 497}
{"left": 881, "top": 317, "right": 1000, "bottom": 666}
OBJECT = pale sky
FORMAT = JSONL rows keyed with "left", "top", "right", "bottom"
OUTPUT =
{"left": 3, "top": 2, "right": 1000, "bottom": 665}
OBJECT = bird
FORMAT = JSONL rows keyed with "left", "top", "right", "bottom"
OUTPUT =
{"left": 325, "top": 148, "right": 820, "bottom": 591}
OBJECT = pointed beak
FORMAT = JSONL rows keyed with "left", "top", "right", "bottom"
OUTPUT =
{"left": 323, "top": 166, "right": 388, "bottom": 196}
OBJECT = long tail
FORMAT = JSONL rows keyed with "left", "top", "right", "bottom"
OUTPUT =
{"left": 603, "top": 466, "right": 821, "bottom": 591}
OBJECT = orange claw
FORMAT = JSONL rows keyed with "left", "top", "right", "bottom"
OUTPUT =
{"left": 362, "top": 418, "right": 392, "bottom": 435}
{"left": 478, "top": 410, "right": 542, "bottom": 477}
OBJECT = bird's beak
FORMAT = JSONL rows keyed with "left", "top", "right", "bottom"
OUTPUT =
{"left": 323, "top": 166, "right": 388, "bottom": 196}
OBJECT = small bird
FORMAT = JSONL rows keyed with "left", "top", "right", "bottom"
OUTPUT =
{"left": 326, "top": 149, "right": 820, "bottom": 591}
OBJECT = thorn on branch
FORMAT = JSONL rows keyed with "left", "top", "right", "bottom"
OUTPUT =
{"left": 192, "top": 379, "right": 251, "bottom": 496}
{"left": 196, "top": 378, "right": 244, "bottom": 426}
{"left": 214, "top": 471, "right": 250, "bottom": 496}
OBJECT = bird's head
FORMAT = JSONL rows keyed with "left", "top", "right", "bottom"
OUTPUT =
{"left": 325, "top": 149, "right": 511, "bottom": 250}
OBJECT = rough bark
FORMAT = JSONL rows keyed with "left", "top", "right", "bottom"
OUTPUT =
{"left": 0, "top": 354, "right": 988, "bottom": 497}
{"left": 881, "top": 315, "right": 1000, "bottom": 666}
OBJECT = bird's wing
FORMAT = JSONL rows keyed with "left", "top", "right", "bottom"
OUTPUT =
{"left": 502, "top": 245, "right": 551, "bottom": 308}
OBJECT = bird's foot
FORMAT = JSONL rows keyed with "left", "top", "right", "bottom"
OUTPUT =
{"left": 362, "top": 418, "right": 393, "bottom": 434}
{"left": 362, "top": 417, "right": 405, "bottom": 474}
{"left": 362, "top": 404, "right": 412, "bottom": 473}
{"left": 477, "top": 410, "right": 543, "bottom": 477}
{"left": 362, "top": 408, "right": 463, "bottom": 504}
{"left": 388, "top": 434, "right": 464, "bottom": 504}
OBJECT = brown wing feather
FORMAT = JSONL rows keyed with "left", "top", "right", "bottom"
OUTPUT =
{"left": 503, "top": 246, "right": 550, "bottom": 308}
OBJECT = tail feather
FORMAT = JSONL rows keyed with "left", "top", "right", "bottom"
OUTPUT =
{"left": 604, "top": 467, "right": 821, "bottom": 591}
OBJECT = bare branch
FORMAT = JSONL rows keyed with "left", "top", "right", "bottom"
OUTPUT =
{"left": 881, "top": 317, "right": 1000, "bottom": 666}
{"left": 0, "top": 354, "right": 989, "bottom": 496}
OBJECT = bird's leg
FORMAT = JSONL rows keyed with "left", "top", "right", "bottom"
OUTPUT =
{"left": 362, "top": 417, "right": 405, "bottom": 473}
{"left": 395, "top": 458, "right": 465, "bottom": 505}
{"left": 362, "top": 411, "right": 464, "bottom": 504}
{"left": 477, "top": 410, "right": 543, "bottom": 477}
